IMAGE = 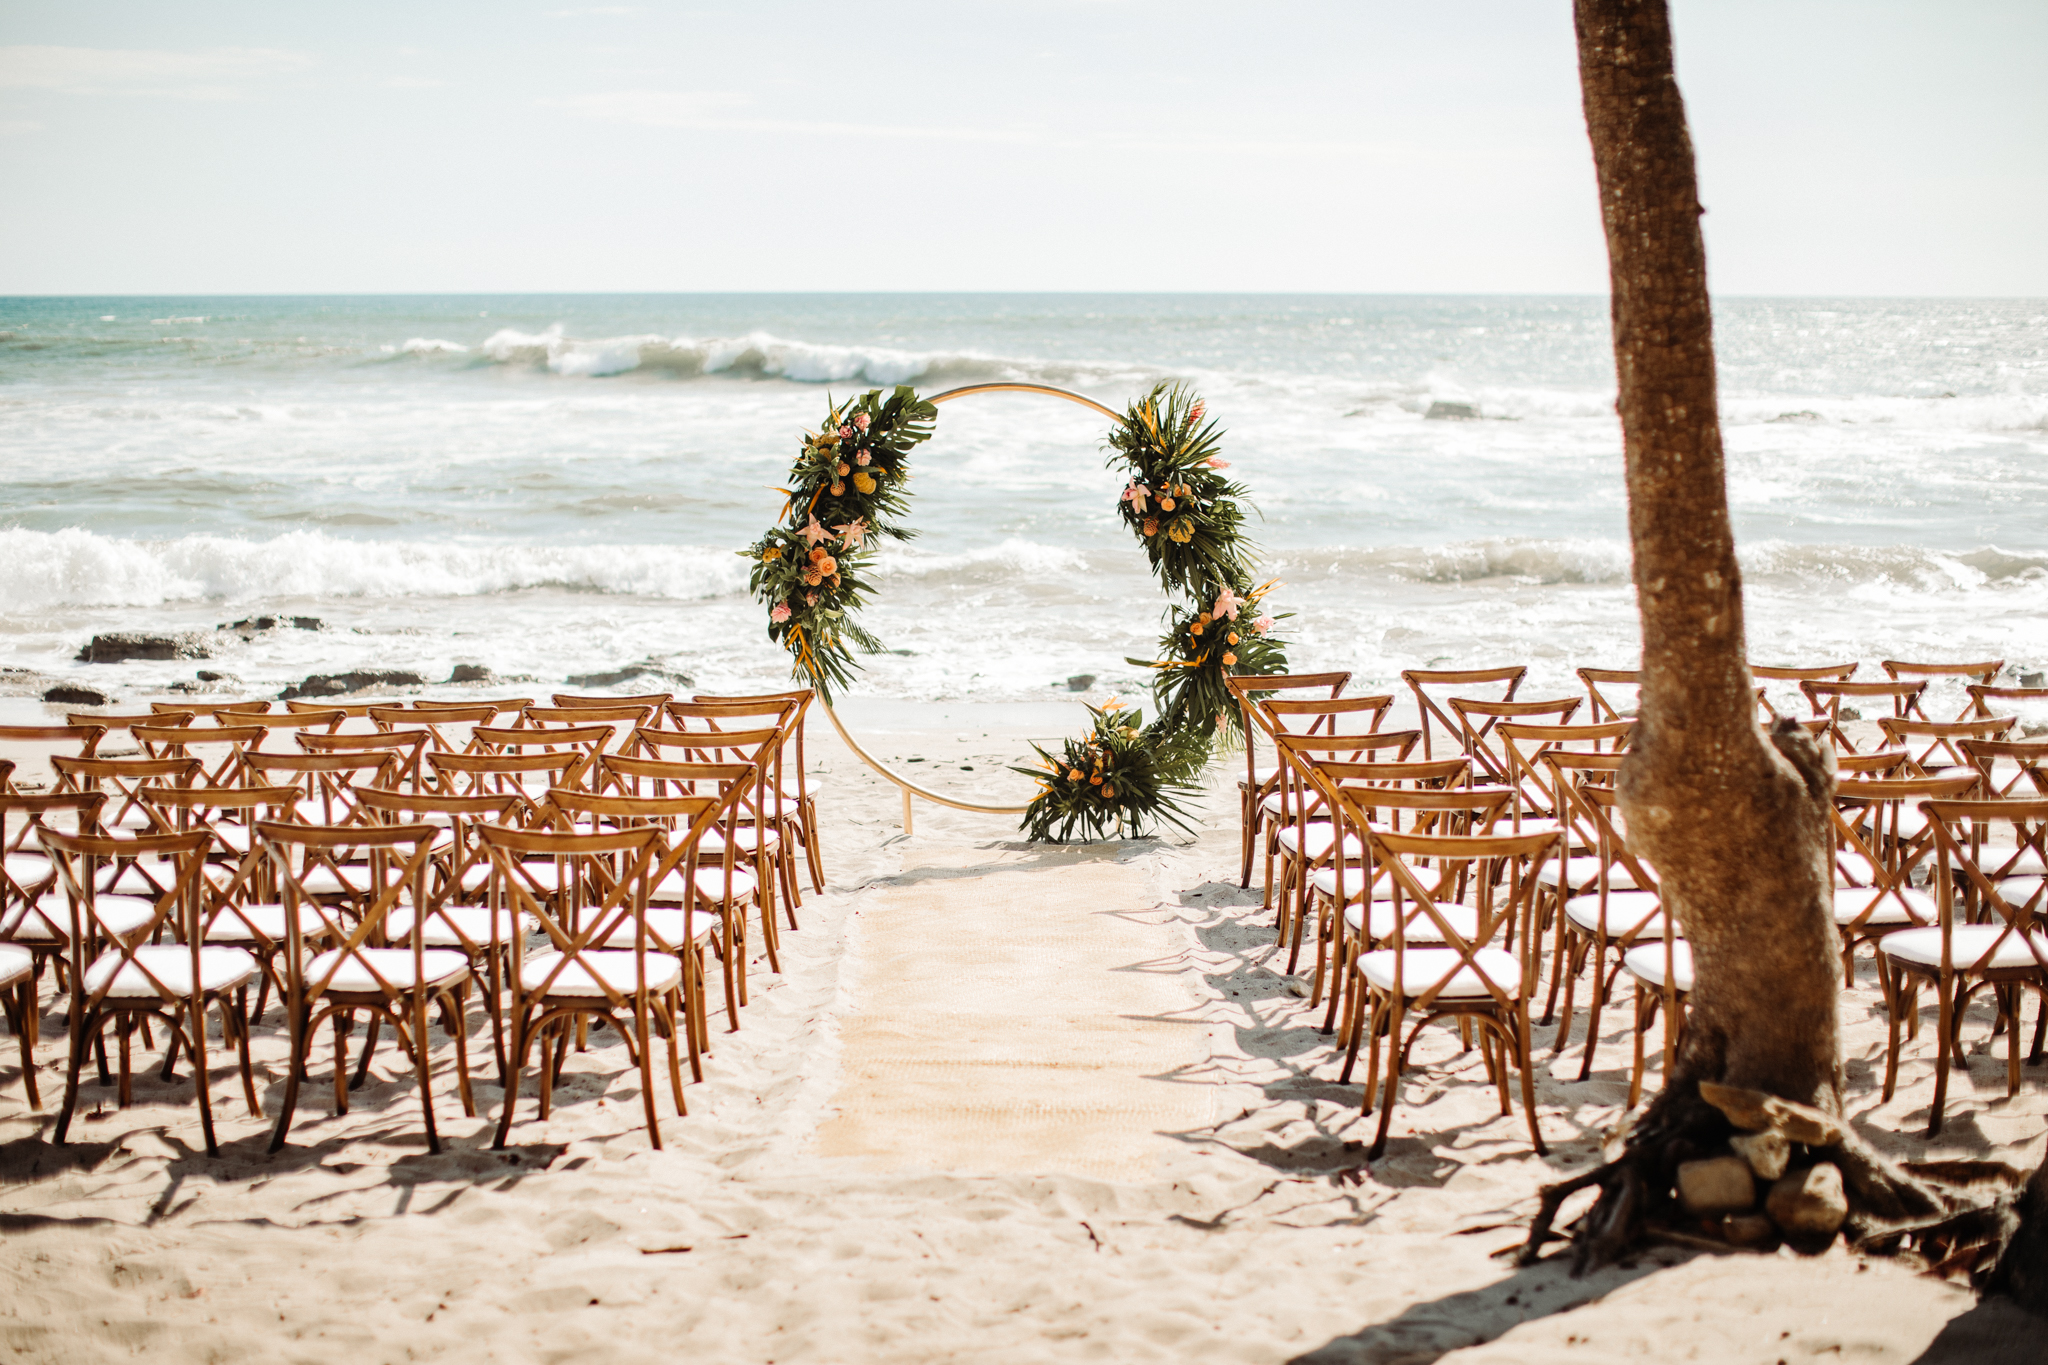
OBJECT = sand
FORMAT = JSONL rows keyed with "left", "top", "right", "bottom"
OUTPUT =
{"left": 0, "top": 695, "right": 2043, "bottom": 1362}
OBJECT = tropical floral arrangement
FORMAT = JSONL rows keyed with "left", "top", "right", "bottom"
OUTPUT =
{"left": 745, "top": 380, "right": 1290, "bottom": 842}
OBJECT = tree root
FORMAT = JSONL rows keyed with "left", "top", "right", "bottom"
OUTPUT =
{"left": 1518, "top": 1080, "right": 2047, "bottom": 1311}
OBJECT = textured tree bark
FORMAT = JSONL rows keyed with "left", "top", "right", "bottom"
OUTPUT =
{"left": 1525, "top": 0, "right": 2046, "bottom": 1297}
{"left": 1578, "top": 0, "right": 1841, "bottom": 1117}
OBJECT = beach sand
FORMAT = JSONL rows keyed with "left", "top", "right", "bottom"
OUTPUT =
{"left": 0, "top": 697, "right": 2043, "bottom": 1362}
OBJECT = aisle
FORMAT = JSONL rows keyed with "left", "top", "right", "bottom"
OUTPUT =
{"left": 814, "top": 842, "right": 1221, "bottom": 1180}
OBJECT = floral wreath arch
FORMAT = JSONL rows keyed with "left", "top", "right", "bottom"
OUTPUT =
{"left": 745, "top": 381, "right": 1289, "bottom": 840}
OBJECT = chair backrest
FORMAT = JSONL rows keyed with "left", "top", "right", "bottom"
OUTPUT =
{"left": 1966, "top": 684, "right": 2048, "bottom": 722}
{"left": 1401, "top": 666, "right": 1526, "bottom": 761}
{"left": 1800, "top": 679, "right": 1929, "bottom": 750}
{"left": 1312, "top": 781, "right": 1513, "bottom": 915}
{"left": 130, "top": 723, "right": 264, "bottom": 785}
{"left": 552, "top": 692, "right": 673, "bottom": 712}
{"left": 1882, "top": 660, "right": 2005, "bottom": 722}
{"left": 595, "top": 754, "right": 755, "bottom": 801}
{"left": 1223, "top": 671, "right": 1351, "bottom": 800}
{"left": 66, "top": 711, "right": 192, "bottom": 734}
{"left": 1956, "top": 738, "right": 2048, "bottom": 799}
{"left": 1576, "top": 667, "right": 1641, "bottom": 723}
{"left": 1496, "top": 720, "right": 1633, "bottom": 823}
{"left": 1921, "top": 797, "right": 2048, "bottom": 975}
{"left": 1544, "top": 764, "right": 1658, "bottom": 903}
{"left": 1751, "top": 662, "right": 1858, "bottom": 719}
{"left": 413, "top": 697, "right": 533, "bottom": 718}
{"left": 238, "top": 750, "right": 400, "bottom": 825}
{"left": 1445, "top": 696, "right": 1582, "bottom": 785}
{"left": 353, "top": 787, "right": 521, "bottom": 945}
{"left": 49, "top": 755, "right": 201, "bottom": 833}
{"left": 298, "top": 729, "right": 431, "bottom": 790}
{"left": 524, "top": 704, "right": 655, "bottom": 753}
{"left": 476, "top": 823, "right": 667, "bottom": 1002}
{"left": 40, "top": 827, "right": 212, "bottom": 1005}
{"left": 0, "top": 723, "right": 107, "bottom": 769}
{"left": 259, "top": 820, "right": 439, "bottom": 1000}
{"left": 210, "top": 708, "right": 345, "bottom": 740}
{"left": 470, "top": 723, "right": 614, "bottom": 761}
{"left": 1260, "top": 694, "right": 1395, "bottom": 736}
{"left": 1877, "top": 716, "right": 2016, "bottom": 776}
{"left": 424, "top": 748, "right": 591, "bottom": 816}
{"left": 1833, "top": 747, "right": 1910, "bottom": 778}
{"left": 0, "top": 793, "right": 105, "bottom": 918}
{"left": 369, "top": 704, "right": 497, "bottom": 752}
{"left": 1828, "top": 774, "right": 1977, "bottom": 936}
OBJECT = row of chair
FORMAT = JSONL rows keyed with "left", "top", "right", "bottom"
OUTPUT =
{"left": 0, "top": 688, "right": 828, "bottom": 1155}
{"left": 1226, "top": 662, "right": 2048, "bottom": 1157}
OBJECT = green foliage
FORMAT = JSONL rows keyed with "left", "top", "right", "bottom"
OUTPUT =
{"left": 1012, "top": 702, "right": 1202, "bottom": 842}
{"left": 744, "top": 386, "right": 937, "bottom": 699}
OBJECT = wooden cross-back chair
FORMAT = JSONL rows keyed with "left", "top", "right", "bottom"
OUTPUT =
{"left": 262, "top": 820, "right": 475, "bottom": 1153}
{"left": 470, "top": 723, "right": 615, "bottom": 772}
{"left": 1263, "top": 729, "right": 1421, "bottom": 940}
{"left": 1876, "top": 716, "right": 2017, "bottom": 777}
{"left": 1235, "top": 686, "right": 1386, "bottom": 890}
{"left": 209, "top": 707, "right": 344, "bottom": 740}
{"left": 1494, "top": 719, "right": 1632, "bottom": 837}
{"left": 1445, "top": 695, "right": 1583, "bottom": 788}
{"left": 0, "top": 791, "right": 108, "bottom": 1107}
{"left": 0, "top": 723, "right": 107, "bottom": 765}
{"left": 151, "top": 700, "right": 265, "bottom": 716}
{"left": 1543, "top": 767, "right": 1664, "bottom": 1079}
{"left": 1957, "top": 739, "right": 2048, "bottom": 800}
{"left": 1831, "top": 773, "right": 1982, "bottom": 991}
{"left": 414, "top": 697, "right": 534, "bottom": 717}
{"left": 597, "top": 753, "right": 788, "bottom": 975}
{"left": 1331, "top": 803, "right": 1558, "bottom": 1160}
{"left": 544, "top": 783, "right": 753, "bottom": 1041}
{"left": 44, "top": 827, "right": 257, "bottom": 1157}
{"left": 51, "top": 754, "right": 201, "bottom": 837}
{"left": 370, "top": 703, "right": 497, "bottom": 754}
{"left": 66, "top": 710, "right": 192, "bottom": 735}
{"left": 480, "top": 822, "right": 692, "bottom": 1150}
{"left": 1966, "top": 683, "right": 2048, "bottom": 723}
{"left": 638, "top": 719, "right": 806, "bottom": 920}
{"left": 352, "top": 786, "right": 524, "bottom": 1081}
{"left": 1882, "top": 660, "right": 2005, "bottom": 721}
{"left": 130, "top": 724, "right": 264, "bottom": 788}
{"left": 142, "top": 783, "right": 321, "bottom": 1024}
{"left": 239, "top": 749, "right": 399, "bottom": 829}
{"left": 1576, "top": 667, "right": 1640, "bottom": 724}
{"left": 1297, "top": 773, "right": 1499, "bottom": 1038}
{"left": 1752, "top": 662, "right": 1858, "bottom": 720}
{"left": 1401, "top": 666, "right": 1525, "bottom": 762}
{"left": 297, "top": 728, "right": 431, "bottom": 791}
{"left": 674, "top": 697, "right": 823, "bottom": 899}
{"left": 1879, "top": 798, "right": 2048, "bottom": 1137}
{"left": 1801, "top": 679, "right": 1930, "bottom": 751}
{"left": 553, "top": 692, "right": 673, "bottom": 714}
{"left": 426, "top": 748, "right": 592, "bottom": 819}
{"left": 1224, "top": 671, "right": 1353, "bottom": 888}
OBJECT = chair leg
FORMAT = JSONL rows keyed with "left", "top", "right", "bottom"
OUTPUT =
{"left": 447, "top": 988, "right": 476, "bottom": 1119}
{"left": 268, "top": 1003, "right": 307, "bottom": 1153}
{"left": 1515, "top": 1007, "right": 1546, "bottom": 1156}
{"left": 492, "top": 1005, "right": 533, "bottom": 1149}
{"left": 1928, "top": 971, "right": 1955, "bottom": 1138}
{"left": 1552, "top": 934, "right": 1585, "bottom": 1056}
{"left": 1628, "top": 988, "right": 1651, "bottom": 1111}
{"left": 1367, "top": 1001, "right": 1406, "bottom": 1161}
{"left": 662, "top": 990, "right": 688, "bottom": 1118}
{"left": 8, "top": 983, "right": 38, "bottom": 1111}
{"left": 231, "top": 988, "right": 258, "bottom": 1118}
{"left": 1880, "top": 959, "right": 1904, "bottom": 1104}
{"left": 636, "top": 1000, "right": 662, "bottom": 1150}
{"left": 54, "top": 1002, "right": 98, "bottom": 1145}
{"left": 188, "top": 1000, "right": 219, "bottom": 1159}
{"left": 414, "top": 996, "right": 442, "bottom": 1156}
{"left": 1575, "top": 947, "right": 1614, "bottom": 1081}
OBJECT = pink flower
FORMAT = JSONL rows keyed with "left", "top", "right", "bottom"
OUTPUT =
{"left": 853, "top": 413, "right": 870, "bottom": 431}
{"left": 1204, "top": 457, "right": 1231, "bottom": 469}
{"left": 805, "top": 592, "right": 817, "bottom": 605}
{"left": 770, "top": 603, "right": 791, "bottom": 624}
{"left": 1212, "top": 586, "right": 1242, "bottom": 621}
{"left": 834, "top": 517, "right": 869, "bottom": 548}
{"left": 838, "top": 425, "right": 853, "bottom": 439}
{"left": 1252, "top": 615, "right": 1273, "bottom": 635}
{"left": 1189, "top": 403, "right": 1205, "bottom": 422}
{"left": 1122, "top": 482, "right": 1149, "bottom": 512}
{"left": 856, "top": 451, "right": 871, "bottom": 466}
{"left": 801, "top": 515, "right": 832, "bottom": 547}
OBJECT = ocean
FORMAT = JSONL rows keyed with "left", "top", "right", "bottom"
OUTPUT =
{"left": 2, "top": 293, "right": 2045, "bottom": 716}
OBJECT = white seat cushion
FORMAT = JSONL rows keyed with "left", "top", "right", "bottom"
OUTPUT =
{"left": 1348, "top": 900, "right": 1481, "bottom": 943}
{"left": 518, "top": 949, "right": 682, "bottom": 997}
{"left": 1237, "top": 762, "right": 1282, "bottom": 789}
{"left": 83, "top": 945, "right": 256, "bottom": 999}
{"left": 1534, "top": 855, "right": 1638, "bottom": 892}
{"left": 652, "top": 866, "right": 758, "bottom": 904}
{"left": 1833, "top": 850, "right": 1879, "bottom": 888}
{"left": 0, "top": 943, "right": 33, "bottom": 987}
{"left": 211, "top": 825, "right": 255, "bottom": 854}
{"left": 700, "top": 826, "right": 778, "bottom": 854}
{"left": 590, "top": 907, "right": 719, "bottom": 949}
{"left": 305, "top": 947, "right": 470, "bottom": 993}
{"left": 1563, "top": 890, "right": 1665, "bottom": 939}
{"left": 1834, "top": 885, "right": 1936, "bottom": 928}
{"left": 1994, "top": 875, "right": 2048, "bottom": 909}
{"left": 385, "top": 905, "right": 534, "bottom": 948}
{"left": 1, "top": 894, "right": 156, "bottom": 942}
{"left": 204, "top": 900, "right": 350, "bottom": 944}
{"left": 1622, "top": 940, "right": 1695, "bottom": 992}
{"left": 1880, "top": 925, "right": 2048, "bottom": 971}
{"left": 3, "top": 852, "right": 54, "bottom": 885}
{"left": 298, "top": 864, "right": 407, "bottom": 898}
{"left": 1259, "top": 792, "right": 1327, "bottom": 821}
{"left": 1276, "top": 825, "right": 1363, "bottom": 861}
{"left": 1358, "top": 946, "right": 1523, "bottom": 1001}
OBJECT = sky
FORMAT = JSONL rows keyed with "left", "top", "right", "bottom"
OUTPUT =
{"left": 1, "top": 0, "right": 2043, "bottom": 296}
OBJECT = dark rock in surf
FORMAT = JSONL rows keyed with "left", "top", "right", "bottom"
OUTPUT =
{"left": 43, "top": 684, "right": 111, "bottom": 706}
{"left": 221, "top": 615, "right": 325, "bottom": 635}
{"left": 280, "top": 669, "right": 428, "bottom": 699}
{"left": 1424, "top": 400, "right": 1480, "bottom": 421}
{"left": 564, "top": 660, "right": 694, "bottom": 690}
{"left": 75, "top": 632, "right": 215, "bottom": 664}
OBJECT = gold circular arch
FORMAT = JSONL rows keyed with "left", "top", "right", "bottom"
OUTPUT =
{"left": 816, "top": 381, "right": 1124, "bottom": 830}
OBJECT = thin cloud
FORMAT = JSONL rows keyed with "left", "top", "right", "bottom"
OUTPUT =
{"left": 543, "top": 90, "right": 1039, "bottom": 145}
{"left": 0, "top": 45, "right": 312, "bottom": 100}
{"left": 384, "top": 75, "right": 444, "bottom": 89}
{"left": 0, "top": 119, "right": 41, "bottom": 135}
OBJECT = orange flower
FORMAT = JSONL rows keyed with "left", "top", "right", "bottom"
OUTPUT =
{"left": 762, "top": 545, "right": 782, "bottom": 561}
{"left": 1190, "top": 621, "right": 1204, "bottom": 637}
{"left": 830, "top": 481, "right": 845, "bottom": 496}
{"left": 1142, "top": 518, "right": 1158, "bottom": 536}
{"left": 1228, "top": 632, "right": 1239, "bottom": 644}
{"left": 1223, "top": 651, "right": 1238, "bottom": 666}
{"left": 1068, "top": 769, "right": 1083, "bottom": 781}
{"left": 1101, "top": 785, "right": 1116, "bottom": 800}
{"left": 815, "top": 554, "right": 837, "bottom": 575}
{"left": 853, "top": 471, "right": 877, "bottom": 494}
{"left": 1160, "top": 497, "right": 1176, "bottom": 511}
{"left": 836, "top": 462, "right": 850, "bottom": 477}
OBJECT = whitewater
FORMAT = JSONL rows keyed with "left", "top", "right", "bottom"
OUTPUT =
{"left": 1, "top": 293, "right": 2045, "bottom": 707}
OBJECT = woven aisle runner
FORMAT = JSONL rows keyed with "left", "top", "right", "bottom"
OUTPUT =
{"left": 814, "top": 845, "right": 1217, "bottom": 1180}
